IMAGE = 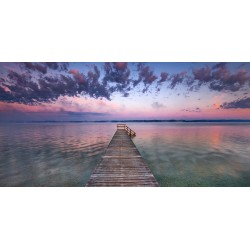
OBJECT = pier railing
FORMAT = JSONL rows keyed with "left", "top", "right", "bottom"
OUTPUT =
{"left": 117, "top": 124, "right": 136, "bottom": 137}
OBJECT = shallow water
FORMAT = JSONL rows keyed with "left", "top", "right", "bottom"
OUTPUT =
{"left": 131, "top": 122, "right": 250, "bottom": 186}
{"left": 0, "top": 122, "right": 249, "bottom": 186}
{"left": 0, "top": 123, "right": 114, "bottom": 186}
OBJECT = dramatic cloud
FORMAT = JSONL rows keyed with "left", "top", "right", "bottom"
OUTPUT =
{"left": 2, "top": 71, "right": 71, "bottom": 104}
{"left": 0, "top": 84, "right": 13, "bottom": 102}
{"left": 133, "top": 63, "right": 158, "bottom": 91}
{"left": 155, "top": 62, "right": 250, "bottom": 93}
{"left": 103, "top": 62, "right": 131, "bottom": 96}
{"left": 23, "top": 62, "right": 47, "bottom": 74}
{"left": 220, "top": 97, "right": 250, "bottom": 109}
{"left": 87, "top": 65, "right": 111, "bottom": 100}
{"left": 192, "top": 64, "right": 250, "bottom": 92}
{"left": 157, "top": 72, "right": 169, "bottom": 83}
{"left": 192, "top": 66, "right": 212, "bottom": 83}
{"left": 113, "top": 62, "right": 127, "bottom": 71}
{"left": 212, "top": 62, "right": 227, "bottom": 69}
{"left": 169, "top": 72, "right": 187, "bottom": 89}
{"left": 103, "top": 62, "right": 130, "bottom": 85}
{"left": 1, "top": 62, "right": 249, "bottom": 106}
{"left": 0, "top": 65, "right": 111, "bottom": 104}
{"left": 22, "top": 62, "right": 69, "bottom": 74}
{"left": 45, "top": 62, "right": 69, "bottom": 71}
{"left": 69, "top": 69, "right": 86, "bottom": 84}
{"left": 210, "top": 68, "right": 249, "bottom": 91}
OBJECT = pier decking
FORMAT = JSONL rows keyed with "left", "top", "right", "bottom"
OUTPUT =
{"left": 86, "top": 124, "right": 159, "bottom": 187}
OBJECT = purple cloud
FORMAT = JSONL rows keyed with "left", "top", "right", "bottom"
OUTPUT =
{"left": 212, "top": 62, "right": 227, "bottom": 69}
{"left": 192, "top": 64, "right": 250, "bottom": 92}
{"left": 220, "top": 97, "right": 250, "bottom": 109}
{"left": 157, "top": 72, "right": 169, "bottom": 83}
{"left": 192, "top": 66, "right": 212, "bottom": 83}
{"left": 23, "top": 62, "right": 47, "bottom": 74}
{"left": 134, "top": 63, "right": 158, "bottom": 87}
{"left": 169, "top": 72, "right": 187, "bottom": 89}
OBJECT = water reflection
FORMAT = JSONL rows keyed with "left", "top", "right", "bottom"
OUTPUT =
{"left": 0, "top": 123, "right": 115, "bottom": 186}
{"left": 131, "top": 122, "right": 250, "bottom": 186}
{"left": 0, "top": 122, "right": 249, "bottom": 186}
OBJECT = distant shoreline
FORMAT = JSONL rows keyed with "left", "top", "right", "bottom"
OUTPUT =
{"left": 1, "top": 119, "right": 250, "bottom": 123}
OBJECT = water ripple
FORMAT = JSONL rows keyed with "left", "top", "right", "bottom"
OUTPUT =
{"left": 1, "top": 122, "right": 250, "bottom": 186}
{"left": 0, "top": 123, "right": 115, "bottom": 186}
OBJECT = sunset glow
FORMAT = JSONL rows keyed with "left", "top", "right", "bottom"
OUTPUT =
{"left": 0, "top": 62, "right": 249, "bottom": 121}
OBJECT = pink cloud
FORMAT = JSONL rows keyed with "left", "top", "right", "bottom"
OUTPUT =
{"left": 114, "top": 62, "right": 127, "bottom": 71}
{"left": 69, "top": 69, "right": 86, "bottom": 84}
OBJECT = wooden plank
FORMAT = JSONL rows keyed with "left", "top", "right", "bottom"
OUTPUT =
{"left": 86, "top": 125, "right": 159, "bottom": 187}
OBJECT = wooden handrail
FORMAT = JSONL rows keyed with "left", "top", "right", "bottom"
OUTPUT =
{"left": 117, "top": 124, "right": 136, "bottom": 137}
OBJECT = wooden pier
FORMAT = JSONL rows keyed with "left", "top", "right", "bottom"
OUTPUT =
{"left": 86, "top": 124, "right": 159, "bottom": 187}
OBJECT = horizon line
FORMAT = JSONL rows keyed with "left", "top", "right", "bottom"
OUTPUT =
{"left": 1, "top": 119, "right": 250, "bottom": 123}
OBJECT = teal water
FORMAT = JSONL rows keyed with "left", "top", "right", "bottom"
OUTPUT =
{"left": 0, "top": 122, "right": 249, "bottom": 186}
{"left": 0, "top": 123, "right": 114, "bottom": 186}
{"left": 132, "top": 122, "right": 250, "bottom": 187}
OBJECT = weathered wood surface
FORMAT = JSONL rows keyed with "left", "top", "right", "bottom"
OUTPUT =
{"left": 86, "top": 126, "right": 159, "bottom": 187}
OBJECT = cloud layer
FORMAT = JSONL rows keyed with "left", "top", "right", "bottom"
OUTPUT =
{"left": 192, "top": 63, "right": 250, "bottom": 92}
{"left": 0, "top": 62, "right": 249, "bottom": 106}
{"left": 221, "top": 97, "right": 250, "bottom": 109}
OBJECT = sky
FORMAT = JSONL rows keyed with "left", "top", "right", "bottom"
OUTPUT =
{"left": 0, "top": 62, "right": 249, "bottom": 121}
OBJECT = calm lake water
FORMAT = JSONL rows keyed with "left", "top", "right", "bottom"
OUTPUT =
{"left": 0, "top": 122, "right": 249, "bottom": 186}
